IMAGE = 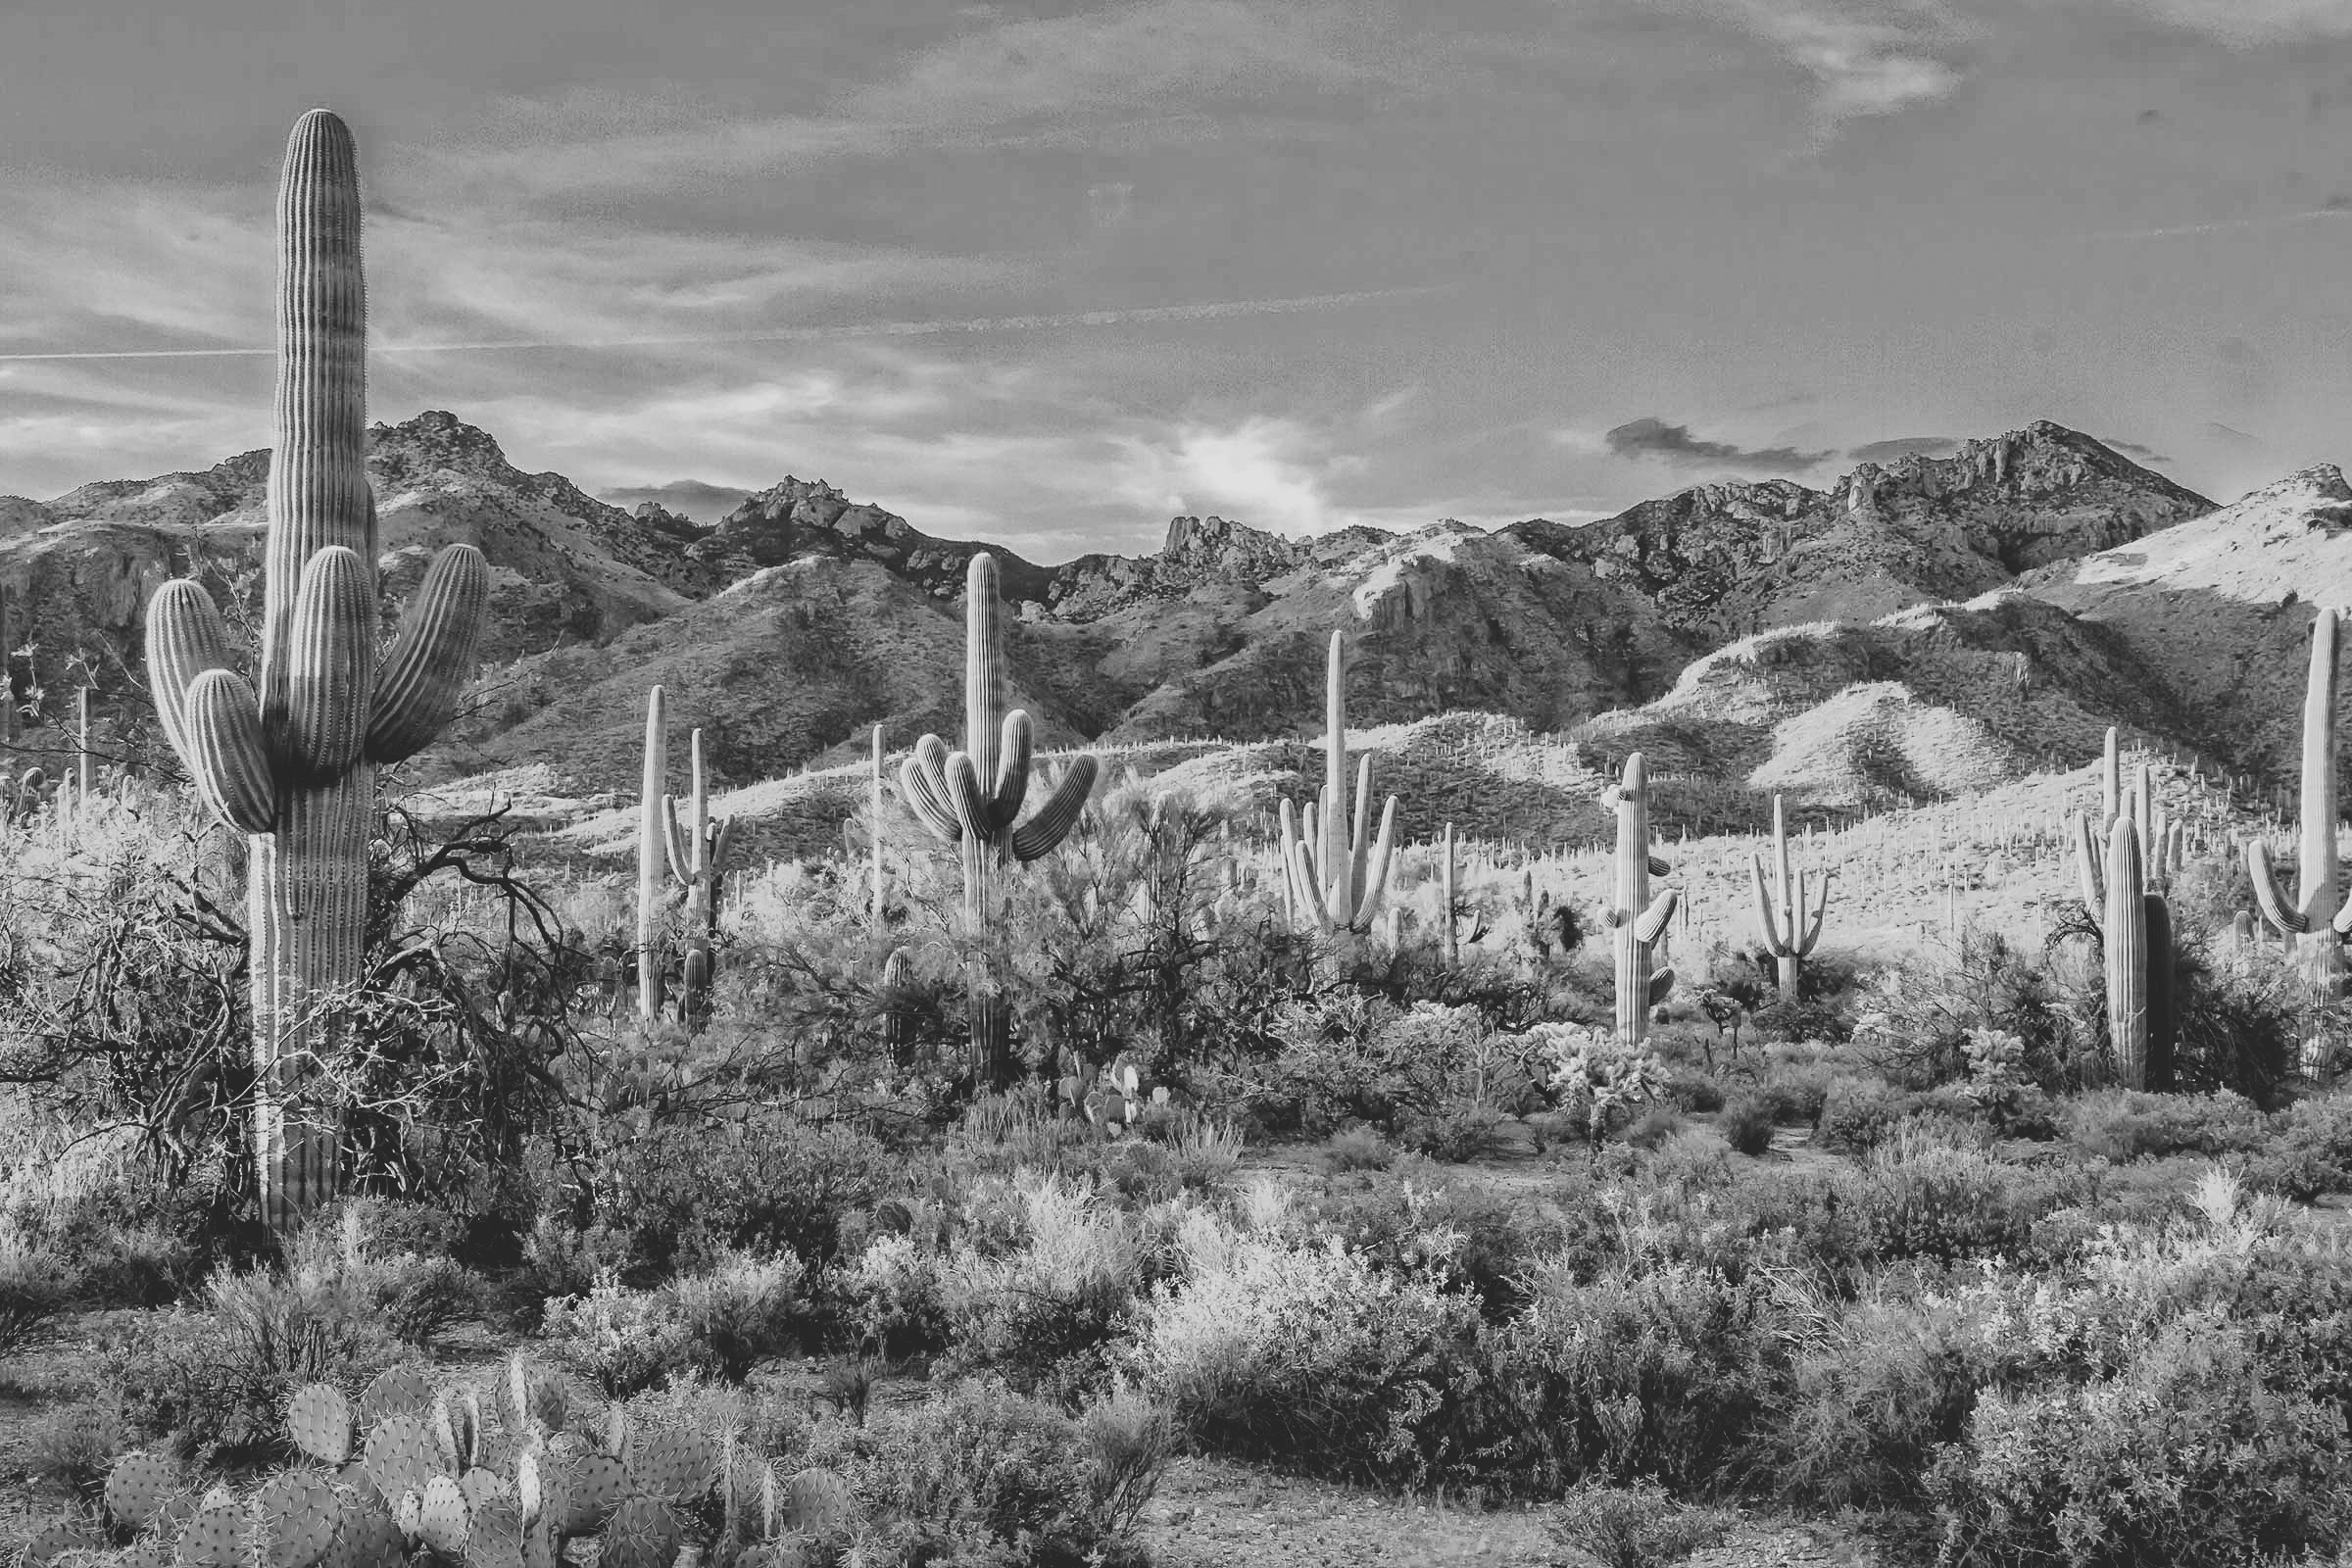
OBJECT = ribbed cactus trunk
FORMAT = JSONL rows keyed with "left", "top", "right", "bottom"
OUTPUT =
{"left": 2105, "top": 817, "right": 2149, "bottom": 1090}
{"left": 1752, "top": 793, "right": 1829, "bottom": 1002}
{"left": 661, "top": 726, "right": 735, "bottom": 1025}
{"left": 1278, "top": 630, "right": 1396, "bottom": 933}
{"left": 143, "top": 112, "right": 488, "bottom": 1234}
{"left": 638, "top": 685, "right": 668, "bottom": 1023}
{"left": 1607, "top": 754, "right": 1679, "bottom": 1043}
{"left": 901, "top": 555, "right": 1100, "bottom": 1088}
{"left": 2249, "top": 608, "right": 2350, "bottom": 1078}
{"left": 1440, "top": 822, "right": 1458, "bottom": 968}
{"left": 870, "top": 724, "right": 887, "bottom": 929}
{"left": 74, "top": 686, "right": 94, "bottom": 813}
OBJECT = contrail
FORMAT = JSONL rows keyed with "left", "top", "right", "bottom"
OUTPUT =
{"left": 0, "top": 285, "right": 1447, "bottom": 364}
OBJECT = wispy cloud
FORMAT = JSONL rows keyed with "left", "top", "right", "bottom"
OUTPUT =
{"left": 1695, "top": 0, "right": 1971, "bottom": 131}
{"left": 1602, "top": 416, "right": 1837, "bottom": 472}
{"left": 2101, "top": 0, "right": 2352, "bottom": 44}
{"left": 597, "top": 480, "right": 755, "bottom": 522}
{"left": 2079, "top": 207, "right": 2352, "bottom": 242}
{"left": 1848, "top": 435, "right": 1960, "bottom": 462}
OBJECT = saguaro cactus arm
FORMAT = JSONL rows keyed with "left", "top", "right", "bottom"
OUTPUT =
{"left": 368, "top": 542, "right": 491, "bottom": 763}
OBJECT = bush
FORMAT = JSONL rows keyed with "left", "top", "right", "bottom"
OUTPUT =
{"left": 0, "top": 1245, "right": 77, "bottom": 1360}
{"left": 1927, "top": 1312, "right": 2352, "bottom": 1568}
{"left": 598, "top": 1117, "right": 897, "bottom": 1279}
{"left": 1549, "top": 1477, "right": 1736, "bottom": 1568}
{"left": 804, "top": 1377, "right": 1160, "bottom": 1566}
{"left": 2063, "top": 1088, "right": 2268, "bottom": 1165}
{"left": 938, "top": 1174, "right": 1151, "bottom": 1403}
{"left": 1134, "top": 1224, "right": 1487, "bottom": 1488}
{"left": 1323, "top": 1125, "right": 1395, "bottom": 1173}
{"left": 669, "top": 1250, "right": 812, "bottom": 1381}
{"left": 1622, "top": 1106, "right": 1687, "bottom": 1152}
{"left": 1831, "top": 1127, "right": 2059, "bottom": 1268}
{"left": 540, "top": 1272, "right": 707, "bottom": 1397}
{"left": 1813, "top": 1074, "right": 1970, "bottom": 1156}
{"left": 26, "top": 1396, "right": 123, "bottom": 1500}
{"left": 848, "top": 1232, "right": 954, "bottom": 1363}
{"left": 1747, "top": 1295, "right": 1975, "bottom": 1512}
{"left": 101, "top": 1265, "right": 411, "bottom": 1457}
{"left": 1718, "top": 1096, "right": 1777, "bottom": 1158}
{"left": 2246, "top": 1093, "right": 2352, "bottom": 1201}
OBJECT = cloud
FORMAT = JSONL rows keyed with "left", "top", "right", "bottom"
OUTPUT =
{"left": 596, "top": 480, "right": 753, "bottom": 522}
{"left": 1848, "top": 435, "right": 1960, "bottom": 462}
{"left": 1697, "top": 0, "right": 1970, "bottom": 129}
{"left": 2102, "top": 0, "right": 2352, "bottom": 44}
{"left": 1111, "top": 416, "right": 1373, "bottom": 537}
{"left": 1604, "top": 416, "right": 1836, "bottom": 472}
{"left": 2100, "top": 436, "right": 2173, "bottom": 464}
{"left": 2203, "top": 421, "right": 2264, "bottom": 447}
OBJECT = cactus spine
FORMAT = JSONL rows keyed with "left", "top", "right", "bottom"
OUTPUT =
{"left": 1278, "top": 630, "right": 1397, "bottom": 933}
{"left": 2248, "top": 606, "right": 2352, "bottom": 1008}
{"left": 900, "top": 553, "right": 1100, "bottom": 1084}
{"left": 142, "top": 111, "right": 488, "bottom": 1233}
{"left": 662, "top": 727, "right": 735, "bottom": 1021}
{"left": 1751, "top": 793, "right": 1830, "bottom": 1000}
{"left": 1604, "top": 753, "right": 1678, "bottom": 1041}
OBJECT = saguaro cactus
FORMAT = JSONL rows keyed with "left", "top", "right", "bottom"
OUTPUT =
{"left": 1751, "top": 793, "right": 1830, "bottom": 1000}
{"left": 1278, "top": 630, "right": 1397, "bottom": 933}
{"left": 637, "top": 685, "right": 668, "bottom": 1023}
{"left": 1439, "top": 822, "right": 1459, "bottom": 967}
{"left": 869, "top": 723, "right": 888, "bottom": 929}
{"left": 662, "top": 727, "right": 735, "bottom": 1020}
{"left": 900, "top": 553, "right": 1100, "bottom": 1084}
{"left": 2248, "top": 606, "right": 2352, "bottom": 1002}
{"left": 144, "top": 110, "right": 489, "bottom": 1232}
{"left": 1603, "top": 753, "right": 1679, "bottom": 1042}
{"left": 2100, "top": 816, "right": 2176, "bottom": 1090}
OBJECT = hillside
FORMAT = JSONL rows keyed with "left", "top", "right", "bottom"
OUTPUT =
{"left": 0, "top": 415, "right": 2220, "bottom": 803}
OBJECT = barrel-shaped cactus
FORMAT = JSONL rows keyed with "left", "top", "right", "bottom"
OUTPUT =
{"left": 1603, "top": 754, "right": 1678, "bottom": 1042}
{"left": 1750, "top": 793, "right": 1830, "bottom": 1000}
{"left": 900, "top": 553, "right": 1100, "bottom": 1083}
{"left": 142, "top": 111, "right": 488, "bottom": 1232}
{"left": 1278, "top": 630, "right": 1397, "bottom": 933}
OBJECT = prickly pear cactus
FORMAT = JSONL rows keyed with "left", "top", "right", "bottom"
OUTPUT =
{"left": 253, "top": 1471, "right": 342, "bottom": 1568}
{"left": 105, "top": 1451, "right": 185, "bottom": 1532}
{"left": 359, "top": 1364, "right": 437, "bottom": 1429}
{"left": 634, "top": 1427, "right": 718, "bottom": 1504}
{"left": 364, "top": 1413, "right": 447, "bottom": 1505}
{"left": 174, "top": 1490, "right": 250, "bottom": 1568}
{"left": 599, "top": 1497, "right": 685, "bottom": 1568}
{"left": 288, "top": 1383, "right": 356, "bottom": 1465}
{"left": 415, "top": 1474, "right": 471, "bottom": 1558}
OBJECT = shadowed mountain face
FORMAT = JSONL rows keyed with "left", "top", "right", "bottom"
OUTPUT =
{"left": 0, "top": 412, "right": 2230, "bottom": 799}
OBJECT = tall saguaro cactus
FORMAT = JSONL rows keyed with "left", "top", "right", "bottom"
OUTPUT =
{"left": 1278, "top": 630, "right": 1397, "bottom": 933}
{"left": 869, "top": 723, "right": 888, "bottom": 929}
{"left": 1751, "top": 793, "right": 1830, "bottom": 1000}
{"left": 637, "top": 686, "right": 667, "bottom": 1022}
{"left": 144, "top": 110, "right": 489, "bottom": 1232}
{"left": 2248, "top": 607, "right": 2352, "bottom": 1002}
{"left": 1603, "top": 753, "right": 1679, "bottom": 1042}
{"left": 2099, "top": 816, "right": 2177, "bottom": 1090}
{"left": 662, "top": 727, "right": 736, "bottom": 1021}
{"left": 901, "top": 553, "right": 1100, "bottom": 1084}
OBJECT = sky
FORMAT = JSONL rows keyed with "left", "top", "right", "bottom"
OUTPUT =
{"left": 1, "top": 1, "right": 2349, "bottom": 562}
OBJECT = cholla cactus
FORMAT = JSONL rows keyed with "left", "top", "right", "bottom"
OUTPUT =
{"left": 900, "top": 553, "right": 1100, "bottom": 1084}
{"left": 1602, "top": 754, "right": 1678, "bottom": 1042}
{"left": 1537, "top": 1020, "right": 1662, "bottom": 1152}
{"left": 1278, "top": 630, "right": 1397, "bottom": 933}
{"left": 1750, "top": 793, "right": 1830, "bottom": 1001}
{"left": 142, "top": 111, "right": 488, "bottom": 1232}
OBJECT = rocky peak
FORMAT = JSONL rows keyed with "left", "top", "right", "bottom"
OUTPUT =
{"left": 1161, "top": 514, "right": 1313, "bottom": 574}
{"left": 368, "top": 410, "right": 516, "bottom": 486}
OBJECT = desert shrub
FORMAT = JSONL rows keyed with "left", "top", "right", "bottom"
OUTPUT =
{"left": 1831, "top": 1126, "right": 2060, "bottom": 1269}
{"left": 1323, "top": 1124, "right": 1395, "bottom": 1172}
{"left": 2063, "top": 1088, "right": 2269, "bottom": 1164}
{"left": 2165, "top": 940, "right": 2312, "bottom": 1107}
{"left": 101, "top": 1264, "right": 411, "bottom": 1457}
{"left": 937, "top": 1174, "right": 1152, "bottom": 1403}
{"left": 1485, "top": 1259, "right": 1784, "bottom": 1494}
{"left": 803, "top": 1377, "right": 1161, "bottom": 1566}
{"left": 540, "top": 1272, "right": 706, "bottom": 1397}
{"left": 1074, "top": 1382, "right": 1178, "bottom": 1542}
{"left": 1657, "top": 1065, "right": 1726, "bottom": 1114}
{"left": 2246, "top": 1093, "right": 2352, "bottom": 1200}
{"left": 1254, "top": 996, "right": 1553, "bottom": 1139}
{"left": 1133, "top": 1224, "right": 1487, "bottom": 1488}
{"left": 668, "top": 1250, "right": 812, "bottom": 1381}
{"left": 25, "top": 1396, "right": 124, "bottom": 1501}
{"left": 1926, "top": 1311, "right": 2352, "bottom": 1568}
{"left": 1852, "top": 928, "right": 2078, "bottom": 1090}
{"left": 1718, "top": 1095, "right": 1777, "bottom": 1157}
{"left": 1748, "top": 1052, "right": 1837, "bottom": 1124}
{"left": 847, "top": 1232, "right": 954, "bottom": 1362}
{"left": 0, "top": 1243, "right": 77, "bottom": 1359}
{"left": 1747, "top": 1293, "right": 1976, "bottom": 1512}
{"left": 1622, "top": 1106, "right": 1686, "bottom": 1152}
{"left": 1812, "top": 1074, "right": 1972, "bottom": 1155}
{"left": 1548, "top": 1477, "right": 1736, "bottom": 1568}
{"left": 595, "top": 1116, "right": 897, "bottom": 1279}
{"left": 1297, "top": 1155, "right": 1559, "bottom": 1318}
